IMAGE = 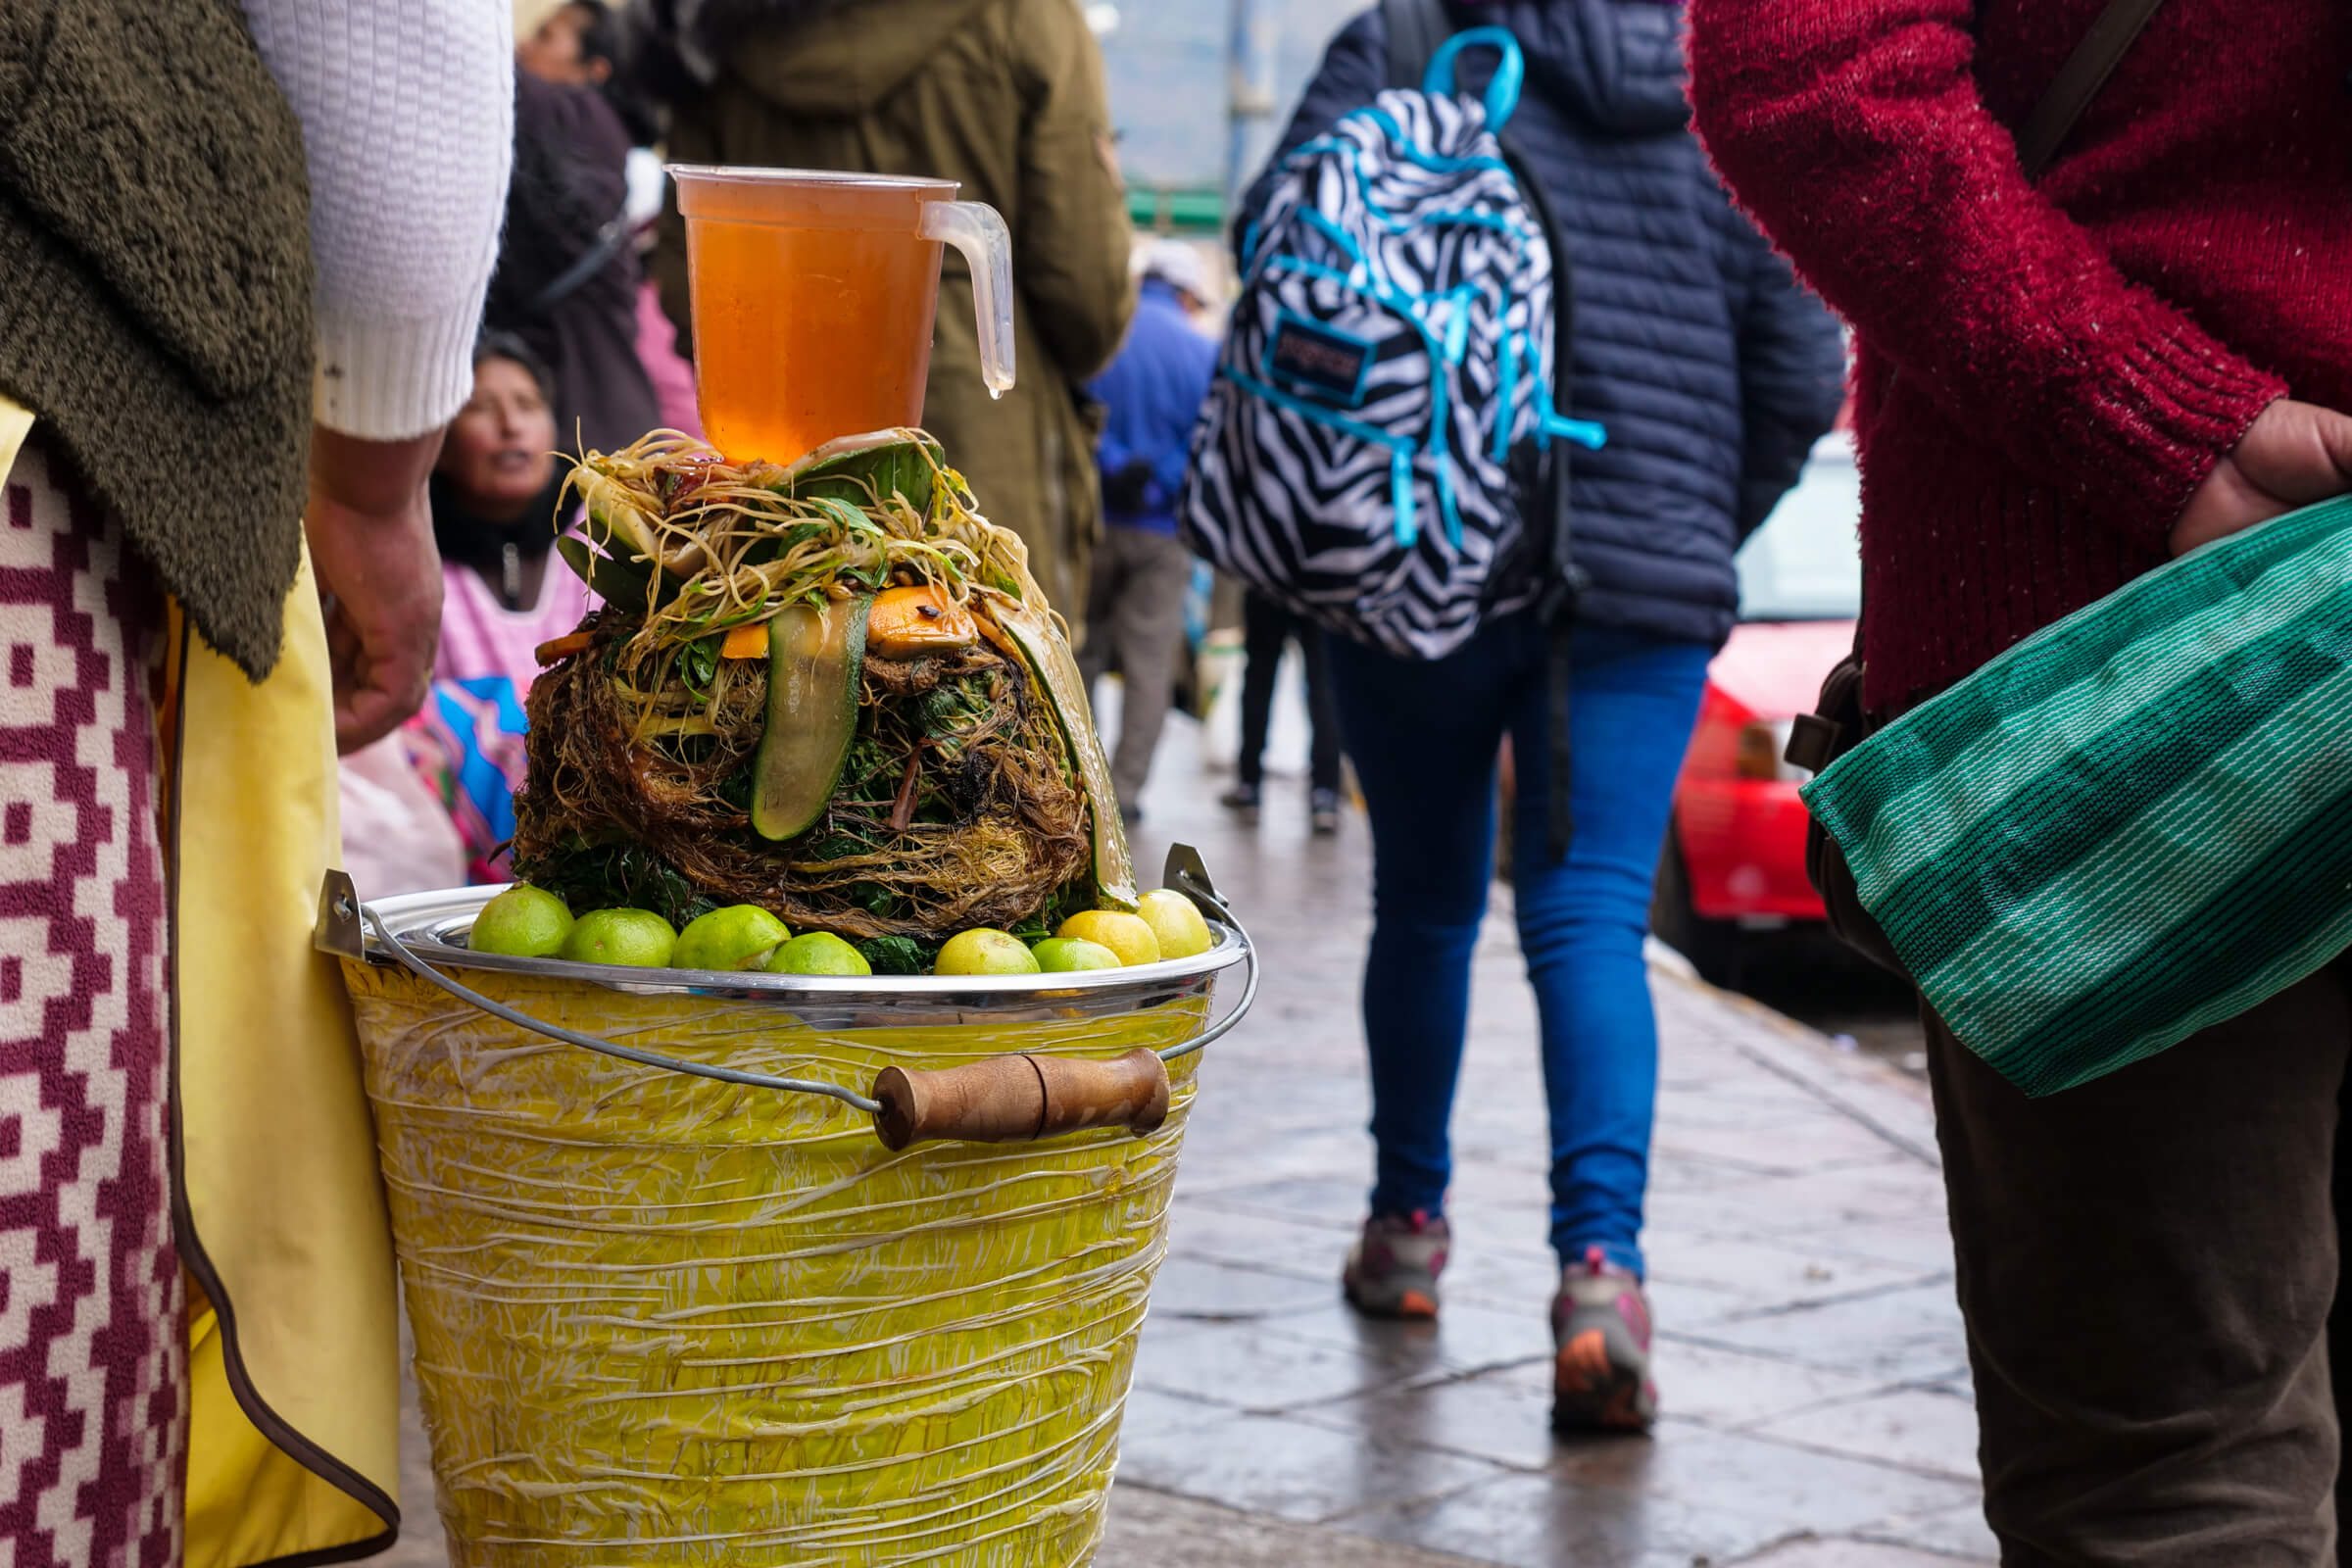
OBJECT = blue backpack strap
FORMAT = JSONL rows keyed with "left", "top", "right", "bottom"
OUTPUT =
{"left": 1423, "top": 27, "right": 1526, "bottom": 131}
{"left": 1375, "top": 0, "right": 1582, "bottom": 860}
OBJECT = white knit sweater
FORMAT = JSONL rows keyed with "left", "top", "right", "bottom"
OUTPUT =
{"left": 238, "top": 0, "right": 514, "bottom": 442}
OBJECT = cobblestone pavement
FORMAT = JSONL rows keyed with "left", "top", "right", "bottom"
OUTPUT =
{"left": 378, "top": 712, "right": 1992, "bottom": 1567}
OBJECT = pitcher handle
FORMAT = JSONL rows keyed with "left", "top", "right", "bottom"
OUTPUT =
{"left": 920, "top": 200, "right": 1016, "bottom": 398}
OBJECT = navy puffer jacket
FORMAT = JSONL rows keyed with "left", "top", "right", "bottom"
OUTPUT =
{"left": 1243, "top": 0, "right": 1844, "bottom": 648}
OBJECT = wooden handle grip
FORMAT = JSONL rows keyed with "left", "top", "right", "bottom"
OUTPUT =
{"left": 870, "top": 1048, "right": 1171, "bottom": 1151}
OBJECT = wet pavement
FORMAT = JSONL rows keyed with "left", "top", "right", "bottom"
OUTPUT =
{"left": 1703, "top": 926, "right": 1931, "bottom": 1081}
{"left": 379, "top": 707, "right": 1992, "bottom": 1567}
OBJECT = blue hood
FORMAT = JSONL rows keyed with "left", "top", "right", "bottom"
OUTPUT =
{"left": 1461, "top": 0, "right": 1690, "bottom": 138}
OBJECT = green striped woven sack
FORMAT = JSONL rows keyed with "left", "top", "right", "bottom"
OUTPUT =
{"left": 1800, "top": 493, "right": 2352, "bottom": 1097}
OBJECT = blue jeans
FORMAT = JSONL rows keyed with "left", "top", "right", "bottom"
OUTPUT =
{"left": 1328, "top": 618, "right": 1713, "bottom": 1276}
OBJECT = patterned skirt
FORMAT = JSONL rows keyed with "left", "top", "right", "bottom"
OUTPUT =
{"left": 0, "top": 434, "right": 184, "bottom": 1566}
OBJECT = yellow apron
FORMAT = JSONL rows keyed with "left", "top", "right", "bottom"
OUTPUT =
{"left": 0, "top": 399, "right": 403, "bottom": 1567}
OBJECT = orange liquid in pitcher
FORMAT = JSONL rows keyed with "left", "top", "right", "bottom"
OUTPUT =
{"left": 688, "top": 207, "right": 946, "bottom": 465}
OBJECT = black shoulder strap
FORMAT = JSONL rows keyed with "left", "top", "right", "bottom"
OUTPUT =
{"left": 1837, "top": 0, "right": 2169, "bottom": 681}
{"left": 1379, "top": 0, "right": 1452, "bottom": 92}
{"left": 2014, "top": 0, "right": 2169, "bottom": 177}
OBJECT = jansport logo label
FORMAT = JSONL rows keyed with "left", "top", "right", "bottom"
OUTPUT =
{"left": 1267, "top": 318, "right": 1372, "bottom": 404}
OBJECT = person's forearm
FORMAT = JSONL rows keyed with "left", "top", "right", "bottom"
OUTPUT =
{"left": 310, "top": 428, "right": 441, "bottom": 519}
{"left": 1687, "top": 0, "right": 2282, "bottom": 550}
{"left": 306, "top": 428, "right": 447, "bottom": 752}
{"left": 240, "top": 0, "right": 513, "bottom": 441}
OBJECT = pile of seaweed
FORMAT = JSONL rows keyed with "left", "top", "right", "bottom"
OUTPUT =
{"left": 510, "top": 428, "right": 1133, "bottom": 965}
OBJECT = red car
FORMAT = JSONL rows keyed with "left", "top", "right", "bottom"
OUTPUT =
{"left": 1653, "top": 432, "right": 1861, "bottom": 983}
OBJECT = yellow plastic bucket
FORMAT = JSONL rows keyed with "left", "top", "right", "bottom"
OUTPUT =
{"left": 333, "top": 876, "right": 1248, "bottom": 1567}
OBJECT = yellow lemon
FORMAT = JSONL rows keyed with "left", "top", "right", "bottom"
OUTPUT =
{"left": 766, "top": 932, "right": 872, "bottom": 976}
{"left": 672, "top": 905, "right": 791, "bottom": 971}
{"left": 935, "top": 929, "right": 1041, "bottom": 976}
{"left": 1032, "top": 936, "right": 1121, "bottom": 972}
{"left": 468, "top": 884, "right": 573, "bottom": 957}
{"left": 558, "top": 908, "right": 677, "bottom": 968}
{"left": 1136, "top": 888, "right": 1214, "bottom": 960}
{"left": 1057, "top": 909, "right": 1161, "bottom": 967}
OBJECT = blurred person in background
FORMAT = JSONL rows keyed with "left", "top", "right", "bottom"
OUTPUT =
{"left": 344, "top": 332, "right": 597, "bottom": 891}
{"left": 425, "top": 333, "right": 595, "bottom": 882}
{"left": 514, "top": 0, "right": 705, "bottom": 438}
{"left": 1220, "top": 589, "right": 1346, "bottom": 836}
{"left": 0, "top": 2, "right": 508, "bottom": 1561}
{"left": 1690, "top": 0, "right": 2352, "bottom": 1554}
{"left": 1079, "top": 240, "right": 1220, "bottom": 825}
{"left": 340, "top": 329, "right": 581, "bottom": 895}
{"left": 498, "top": 0, "right": 665, "bottom": 457}
{"left": 1246, "top": 0, "right": 1842, "bottom": 1435}
{"left": 630, "top": 0, "right": 1136, "bottom": 632}
{"left": 431, "top": 332, "right": 589, "bottom": 657}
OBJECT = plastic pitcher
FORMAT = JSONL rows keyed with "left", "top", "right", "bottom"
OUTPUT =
{"left": 670, "top": 166, "right": 1015, "bottom": 465}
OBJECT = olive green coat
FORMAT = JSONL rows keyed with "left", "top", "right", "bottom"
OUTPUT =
{"left": 656, "top": 0, "right": 1136, "bottom": 634}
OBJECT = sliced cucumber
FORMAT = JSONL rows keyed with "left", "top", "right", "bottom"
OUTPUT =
{"left": 771, "top": 429, "right": 943, "bottom": 512}
{"left": 750, "top": 596, "right": 870, "bottom": 843}
{"left": 985, "top": 596, "right": 1138, "bottom": 909}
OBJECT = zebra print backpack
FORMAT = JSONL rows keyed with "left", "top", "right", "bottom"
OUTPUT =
{"left": 1178, "top": 20, "right": 1603, "bottom": 662}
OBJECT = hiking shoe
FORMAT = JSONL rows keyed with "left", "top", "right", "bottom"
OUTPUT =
{"left": 1549, "top": 1246, "right": 1656, "bottom": 1433}
{"left": 1220, "top": 781, "right": 1262, "bottom": 822}
{"left": 1342, "top": 1211, "right": 1449, "bottom": 1320}
{"left": 1310, "top": 788, "right": 1342, "bottom": 836}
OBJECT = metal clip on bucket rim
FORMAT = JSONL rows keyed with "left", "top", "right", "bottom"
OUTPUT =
{"left": 321, "top": 845, "right": 1257, "bottom": 1143}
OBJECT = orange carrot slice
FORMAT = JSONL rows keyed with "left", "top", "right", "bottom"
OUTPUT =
{"left": 720, "top": 620, "right": 771, "bottom": 660}
{"left": 534, "top": 631, "right": 595, "bottom": 665}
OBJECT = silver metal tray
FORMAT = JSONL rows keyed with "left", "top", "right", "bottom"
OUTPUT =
{"left": 355, "top": 883, "right": 1248, "bottom": 1007}
{"left": 318, "top": 845, "right": 1257, "bottom": 1128}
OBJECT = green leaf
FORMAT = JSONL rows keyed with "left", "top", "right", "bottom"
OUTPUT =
{"left": 678, "top": 633, "right": 721, "bottom": 702}
{"left": 514, "top": 837, "right": 715, "bottom": 929}
{"left": 987, "top": 599, "right": 1138, "bottom": 908}
{"left": 856, "top": 934, "right": 931, "bottom": 976}
{"left": 557, "top": 535, "right": 658, "bottom": 609}
{"left": 768, "top": 430, "right": 943, "bottom": 512}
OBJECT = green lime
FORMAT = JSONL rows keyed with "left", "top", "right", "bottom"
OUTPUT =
{"left": 673, "top": 905, "right": 790, "bottom": 971}
{"left": 1137, "top": 889, "right": 1215, "bottom": 960}
{"left": 1056, "top": 909, "right": 1160, "bottom": 967}
{"left": 559, "top": 907, "right": 677, "bottom": 968}
{"left": 765, "top": 931, "right": 872, "bottom": 976}
{"left": 1032, "top": 936, "right": 1120, "bottom": 972}
{"left": 934, "top": 928, "right": 1042, "bottom": 976}
{"left": 468, "top": 884, "right": 574, "bottom": 957}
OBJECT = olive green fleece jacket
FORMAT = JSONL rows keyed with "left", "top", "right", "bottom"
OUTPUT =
{"left": 656, "top": 0, "right": 1136, "bottom": 634}
{"left": 0, "top": 0, "right": 314, "bottom": 680}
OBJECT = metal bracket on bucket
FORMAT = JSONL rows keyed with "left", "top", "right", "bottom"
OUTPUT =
{"left": 1154, "top": 845, "right": 1255, "bottom": 1064}
{"left": 315, "top": 848, "right": 1256, "bottom": 1149}
{"left": 316, "top": 871, "right": 366, "bottom": 961}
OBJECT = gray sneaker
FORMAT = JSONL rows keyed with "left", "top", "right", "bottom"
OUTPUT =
{"left": 1342, "top": 1211, "right": 1449, "bottom": 1320}
{"left": 1309, "top": 788, "right": 1342, "bottom": 836}
{"left": 1549, "top": 1246, "right": 1656, "bottom": 1432}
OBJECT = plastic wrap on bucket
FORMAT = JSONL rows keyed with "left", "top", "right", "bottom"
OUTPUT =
{"left": 342, "top": 934, "right": 1222, "bottom": 1567}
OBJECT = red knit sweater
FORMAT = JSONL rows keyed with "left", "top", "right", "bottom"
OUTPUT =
{"left": 1687, "top": 0, "right": 2352, "bottom": 709}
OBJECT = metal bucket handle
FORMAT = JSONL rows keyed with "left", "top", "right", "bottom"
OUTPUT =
{"left": 319, "top": 845, "right": 1257, "bottom": 1151}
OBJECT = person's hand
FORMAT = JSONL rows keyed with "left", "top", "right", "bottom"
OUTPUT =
{"left": 303, "top": 426, "right": 445, "bottom": 753}
{"left": 2171, "top": 399, "right": 2352, "bottom": 557}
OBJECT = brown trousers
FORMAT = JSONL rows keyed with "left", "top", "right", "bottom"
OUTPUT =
{"left": 1924, "top": 959, "right": 2352, "bottom": 1564}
